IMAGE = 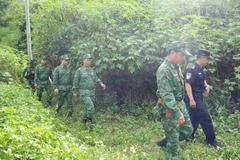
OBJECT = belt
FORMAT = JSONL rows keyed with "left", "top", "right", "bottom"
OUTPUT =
{"left": 157, "top": 98, "right": 181, "bottom": 118}
{"left": 176, "top": 101, "right": 182, "bottom": 107}
{"left": 158, "top": 98, "right": 181, "bottom": 107}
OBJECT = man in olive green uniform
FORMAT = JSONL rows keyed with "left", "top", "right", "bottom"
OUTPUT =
{"left": 34, "top": 56, "right": 53, "bottom": 107}
{"left": 154, "top": 41, "right": 193, "bottom": 160}
{"left": 22, "top": 60, "right": 35, "bottom": 92}
{"left": 72, "top": 54, "right": 106, "bottom": 128}
{"left": 53, "top": 55, "right": 73, "bottom": 117}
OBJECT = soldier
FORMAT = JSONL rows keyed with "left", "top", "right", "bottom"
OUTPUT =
{"left": 34, "top": 56, "right": 53, "bottom": 107}
{"left": 72, "top": 54, "right": 106, "bottom": 129}
{"left": 154, "top": 41, "right": 193, "bottom": 160}
{"left": 184, "top": 49, "right": 224, "bottom": 148}
{"left": 22, "top": 59, "right": 35, "bottom": 92}
{"left": 53, "top": 55, "right": 73, "bottom": 117}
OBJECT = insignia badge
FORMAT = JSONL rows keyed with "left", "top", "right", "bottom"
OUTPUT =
{"left": 186, "top": 73, "right": 192, "bottom": 79}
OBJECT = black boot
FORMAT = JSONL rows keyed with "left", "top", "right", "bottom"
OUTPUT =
{"left": 156, "top": 138, "right": 167, "bottom": 147}
{"left": 82, "top": 118, "right": 87, "bottom": 124}
{"left": 67, "top": 111, "right": 73, "bottom": 117}
{"left": 56, "top": 106, "right": 61, "bottom": 113}
{"left": 207, "top": 140, "right": 224, "bottom": 148}
{"left": 186, "top": 134, "right": 195, "bottom": 142}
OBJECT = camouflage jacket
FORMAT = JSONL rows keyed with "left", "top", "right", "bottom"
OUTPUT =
{"left": 72, "top": 66, "right": 102, "bottom": 94}
{"left": 22, "top": 66, "right": 35, "bottom": 80}
{"left": 34, "top": 64, "right": 52, "bottom": 85}
{"left": 156, "top": 59, "right": 184, "bottom": 118}
{"left": 53, "top": 64, "right": 72, "bottom": 91}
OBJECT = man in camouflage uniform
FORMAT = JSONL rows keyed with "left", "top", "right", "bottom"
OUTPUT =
{"left": 34, "top": 56, "right": 53, "bottom": 107}
{"left": 22, "top": 60, "right": 35, "bottom": 92}
{"left": 72, "top": 54, "right": 106, "bottom": 128}
{"left": 53, "top": 55, "right": 73, "bottom": 117}
{"left": 154, "top": 41, "right": 193, "bottom": 160}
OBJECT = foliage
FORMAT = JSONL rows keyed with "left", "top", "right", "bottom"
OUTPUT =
{"left": 2, "top": 0, "right": 240, "bottom": 108}
{"left": 0, "top": 46, "right": 27, "bottom": 84}
{"left": 0, "top": 82, "right": 240, "bottom": 159}
{"left": 29, "top": 0, "right": 240, "bottom": 107}
{"left": 0, "top": 1, "right": 26, "bottom": 50}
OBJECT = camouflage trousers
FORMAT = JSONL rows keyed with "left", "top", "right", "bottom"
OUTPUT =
{"left": 78, "top": 89, "right": 95, "bottom": 122}
{"left": 37, "top": 84, "right": 52, "bottom": 106}
{"left": 80, "top": 95, "right": 95, "bottom": 122}
{"left": 57, "top": 90, "right": 73, "bottom": 113}
{"left": 161, "top": 102, "right": 193, "bottom": 160}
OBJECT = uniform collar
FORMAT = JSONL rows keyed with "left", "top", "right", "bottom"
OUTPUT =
{"left": 83, "top": 66, "right": 90, "bottom": 70}
{"left": 194, "top": 62, "right": 203, "bottom": 70}
{"left": 60, "top": 64, "right": 66, "bottom": 68}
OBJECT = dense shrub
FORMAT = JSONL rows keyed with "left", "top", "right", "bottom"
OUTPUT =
{"left": 0, "top": 46, "right": 26, "bottom": 84}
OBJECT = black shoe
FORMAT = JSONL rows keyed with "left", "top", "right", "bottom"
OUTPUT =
{"left": 67, "top": 111, "right": 73, "bottom": 117}
{"left": 207, "top": 140, "right": 224, "bottom": 148}
{"left": 186, "top": 135, "right": 195, "bottom": 142}
{"left": 88, "top": 122, "right": 95, "bottom": 130}
{"left": 56, "top": 106, "right": 61, "bottom": 113}
{"left": 156, "top": 138, "right": 167, "bottom": 147}
{"left": 82, "top": 118, "right": 87, "bottom": 124}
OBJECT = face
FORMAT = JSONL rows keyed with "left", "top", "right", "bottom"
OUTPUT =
{"left": 41, "top": 59, "right": 47, "bottom": 65}
{"left": 61, "top": 59, "right": 69, "bottom": 66}
{"left": 83, "top": 58, "right": 92, "bottom": 67}
{"left": 200, "top": 56, "right": 209, "bottom": 66}
{"left": 174, "top": 51, "right": 186, "bottom": 64}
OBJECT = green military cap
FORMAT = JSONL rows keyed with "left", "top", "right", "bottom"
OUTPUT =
{"left": 169, "top": 41, "right": 192, "bottom": 56}
{"left": 41, "top": 56, "right": 48, "bottom": 60}
{"left": 60, "top": 55, "right": 70, "bottom": 60}
{"left": 83, "top": 54, "right": 93, "bottom": 59}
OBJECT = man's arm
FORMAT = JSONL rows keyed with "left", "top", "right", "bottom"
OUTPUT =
{"left": 93, "top": 69, "right": 106, "bottom": 89}
{"left": 185, "top": 83, "right": 196, "bottom": 108}
{"left": 34, "top": 65, "right": 39, "bottom": 84}
{"left": 157, "top": 69, "right": 182, "bottom": 119}
{"left": 52, "top": 67, "right": 59, "bottom": 92}
{"left": 204, "top": 80, "right": 210, "bottom": 94}
{"left": 72, "top": 69, "right": 80, "bottom": 96}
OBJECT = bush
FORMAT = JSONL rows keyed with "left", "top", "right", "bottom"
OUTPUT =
{"left": 0, "top": 46, "right": 27, "bottom": 84}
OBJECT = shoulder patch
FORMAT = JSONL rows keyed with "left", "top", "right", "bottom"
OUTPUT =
{"left": 186, "top": 73, "right": 192, "bottom": 79}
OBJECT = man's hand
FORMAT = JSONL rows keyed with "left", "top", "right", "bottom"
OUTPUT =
{"left": 101, "top": 83, "right": 106, "bottom": 90}
{"left": 54, "top": 89, "right": 59, "bottom": 94}
{"left": 177, "top": 115, "right": 185, "bottom": 125}
{"left": 205, "top": 85, "right": 210, "bottom": 94}
{"left": 73, "top": 93, "right": 78, "bottom": 97}
{"left": 189, "top": 98, "right": 196, "bottom": 108}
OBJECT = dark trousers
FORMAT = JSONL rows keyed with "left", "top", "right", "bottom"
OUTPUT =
{"left": 184, "top": 93, "right": 216, "bottom": 143}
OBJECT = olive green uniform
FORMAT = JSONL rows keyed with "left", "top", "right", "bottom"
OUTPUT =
{"left": 72, "top": 66, "right": 102, "bottom": 123}
{"left": 155, "top": 59, "right": 193, "bottom": 160}
{"left": 53, "top": 64, "right": 73, "bottom": 115}
{"left": 34, "top": 63, "right": 52, "bottom": 106}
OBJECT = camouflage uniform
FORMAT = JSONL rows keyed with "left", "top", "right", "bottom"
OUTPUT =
{"left": 53, "top": 55, "right": 73, "bottom": 116}
{"left": 155, "top": 42, "right": 193, "bottom": 160}
{"left": 72, "top": 55, "right": 103, "bottom": 123}
{"left": 22, "top": 61, "right": 35, "bottom": 91}
{"left": 34, "top": 57, "right": 52, "bottom": 106}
